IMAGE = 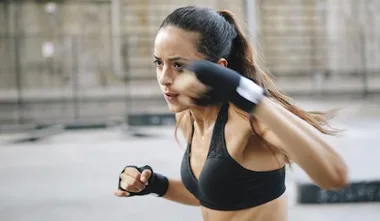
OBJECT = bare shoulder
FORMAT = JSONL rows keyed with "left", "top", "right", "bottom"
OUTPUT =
{"left": 226, "top": 103, "right": 287, "bottom": 170}
{"left": 227, "top": 103, "right": 270, "bottom": 139}
{"left": 224, "top": 103, "right": 256, "bottom": 155}
{"left": 227, "top": 103, "right": 253, "bottom": 137}
{"left": 228, "top": 102, "right": 286, "bottom": 147}
{"left": 229, "top": 103, "right": 286, "bottom": 148}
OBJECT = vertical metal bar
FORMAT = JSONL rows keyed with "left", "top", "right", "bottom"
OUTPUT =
{"left": 111, "top": 0, "right": 122, "bottom": 78}
{"left": 14, "top": 34, "right": 24, "bottom": 124}
{"left": 360, "top": 32, "right": 368, "bottom": 97}
{"left": 119, "top": 1, "right": 130, "bottom": 127}
{"left": 358, "top": 1, "right": 368, "bottom": 97}
{"left": 71, "top": 35, "right": 80, "bottom": 120}
{"left": 245, "top": 0, "right": 258, "bottom": 52}
{"left": 313, "top": 0, "right": 324, "bottom": 97}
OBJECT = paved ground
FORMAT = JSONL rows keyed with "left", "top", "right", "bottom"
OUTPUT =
{"left": 0, "top": 116, "right": 380, "bottom": 221}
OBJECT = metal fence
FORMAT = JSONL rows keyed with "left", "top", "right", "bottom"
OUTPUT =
{"left": 0, "top": 0, "right": 379, "bottom": 130}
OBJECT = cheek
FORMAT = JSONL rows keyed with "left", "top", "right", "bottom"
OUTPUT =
{"left": 156, "top": 70, "right": 166, "bottom": 94}
{"left": 156, "top": 69, "right": 163, "bottom": 88}
{"left": 156, "top": 68, "right": 160, "bottom": 81}
{"left": 156, "top": 67, "right": 166, "bottom": 82}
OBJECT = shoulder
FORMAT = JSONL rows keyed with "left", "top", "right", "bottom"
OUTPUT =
{"left": 226, "top": 103, "right": 256, "bottom": 138}
{"left": 224, "top": 103, "right": 255, "bottom": 153}
{"left": 226, "top": 102, "right": 288, "bottom": 168}
{"left": 226, "top": 102, "right": 285, "bottom": 153}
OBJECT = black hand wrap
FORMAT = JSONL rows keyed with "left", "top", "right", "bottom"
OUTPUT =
{"left": 194, "top": 88, "right": 226, "bottom": 106}
{"left": 118, "top": 165, "right": 169, "bottom": 197}
{"left": 186, "top": 60, "right": 265, "bottom": 113}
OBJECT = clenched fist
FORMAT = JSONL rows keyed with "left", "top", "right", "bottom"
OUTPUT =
{"left": 114, "top": 165, "right": 169, "bottom": 197}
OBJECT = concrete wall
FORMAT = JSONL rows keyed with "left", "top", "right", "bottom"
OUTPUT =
{"left": 0, "top": 0, "right": 379, "bottom": 125}
{"left": 0, "top": 3, "right": 16, "bottom": 89}
{"left": 0, "top": 1, "right": 115, "bottom": 90}
{"left": 0, "top": 0, "right": 246, "bottom": 86}
{"left": 0, "top": 0, "right": 248, "bottom": 125}
{"left": 257, "top": 0, "right": 380, "bottom": 76}
{"left": 324, "top": 0, "right": 380, "bottom": 74}
{"left": 3, "top": 0, "right": 378, "bottom": 86}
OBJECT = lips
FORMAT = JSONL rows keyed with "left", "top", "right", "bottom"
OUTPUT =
{"left": 164, "top": 92, "right": 179, "bottom": 97}
{"left": 164, "top": 92, "right": 179, "bottom": 102}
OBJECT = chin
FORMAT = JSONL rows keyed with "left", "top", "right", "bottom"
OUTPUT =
{"left": 167, "top": 103, "right": 188, "bottom": 113}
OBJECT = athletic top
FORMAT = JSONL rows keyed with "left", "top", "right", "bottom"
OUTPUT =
{"left": 180, "top": 103, "right": 286, "bottom": 211}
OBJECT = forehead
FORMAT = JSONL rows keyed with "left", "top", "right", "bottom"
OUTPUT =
{"left": 154, "top": 26, "right": 203, "bottom": 59}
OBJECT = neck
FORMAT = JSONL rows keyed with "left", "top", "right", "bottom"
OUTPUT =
{"left": 190, "top": 104, "right": 222, "bottom": 136}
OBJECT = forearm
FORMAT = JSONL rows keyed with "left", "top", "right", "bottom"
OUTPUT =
{"left": 270, "top": 99, "right": 346, "bottom": 162}
{"left": 162, "top": 178, "right": 200, "bottom": 206}
{"left": 254, "top": 97, "right": 348, "bottom": 189}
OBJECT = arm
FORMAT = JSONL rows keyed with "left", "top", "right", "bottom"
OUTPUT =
{"left": 254, "top": 97, "right": 348, "bottom": 190}
{"left": 184, "top": 60, "right": 348, "bottom": 190}
{"left": 163, "top": 178, "right": 200, "bottom": 206}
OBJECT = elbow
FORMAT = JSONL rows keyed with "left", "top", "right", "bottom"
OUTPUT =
{"left": 319, "top": 164, "right": 349, "bottom": 190}
{"left": 325, "top": 176, "right": 348, "bottom": 191}
{"left": 333, "top": 167, "right": 349, "bottom": 190}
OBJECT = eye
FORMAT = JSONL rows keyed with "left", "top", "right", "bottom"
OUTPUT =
{"left": 153, "top": 59, "right": 163, "bottom": 67}
{"left": 173, "top": 62, "right": 184, "bottom": 71}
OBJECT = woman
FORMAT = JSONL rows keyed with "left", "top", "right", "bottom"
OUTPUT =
{"left": 115, "top": 6, "right": 348, "bottom": 221}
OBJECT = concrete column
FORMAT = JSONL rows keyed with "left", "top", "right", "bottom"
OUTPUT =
{"left": 325, "top": 0, "right": 342, "bottom": 74}
{"left": 245, "top": 0, "right": 259, "bottom": 60}
{"left": 111, "top": 0, "right": 123, "bottom": 79}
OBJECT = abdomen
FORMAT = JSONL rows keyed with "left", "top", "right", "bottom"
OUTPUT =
{"left": 200, "top": 192, "right": 288, "bottom": 221}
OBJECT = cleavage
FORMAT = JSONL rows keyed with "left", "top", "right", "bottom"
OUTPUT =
{"left": 189, "top": 131, "right": 212, "bottom": 181}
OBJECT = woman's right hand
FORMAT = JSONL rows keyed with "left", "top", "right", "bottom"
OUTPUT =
{"left": 114, "top": 165, "right": 169, "bottom": 197}
{"left": 114, "top": 166, "right": 152, "bottom": 197}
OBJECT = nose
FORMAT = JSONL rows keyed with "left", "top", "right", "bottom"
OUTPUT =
{"left": 159, "top": 67, "right": 174, "bottom": 86}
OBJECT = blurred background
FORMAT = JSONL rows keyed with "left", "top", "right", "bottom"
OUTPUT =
{"left": 0, "top": 0, "right": 379, "bottom": 221}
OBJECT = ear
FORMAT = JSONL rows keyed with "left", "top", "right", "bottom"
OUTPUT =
{"left": 216, "top": 58, "right": 228, "bottom": 68}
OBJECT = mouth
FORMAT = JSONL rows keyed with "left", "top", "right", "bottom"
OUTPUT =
{"left": 164, "top": 92, "right": 179, "bottom": 102}
{"left": 164, "top": 92, "right": 179, "bottom": 97}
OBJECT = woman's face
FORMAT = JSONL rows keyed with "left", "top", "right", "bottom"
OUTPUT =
{"left": 153, "top": 26, "right": 204, "bottom": 113}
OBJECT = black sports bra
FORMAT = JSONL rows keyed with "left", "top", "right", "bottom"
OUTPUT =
{"left": 180, "top": 103, "right": 286, "bottom": 211}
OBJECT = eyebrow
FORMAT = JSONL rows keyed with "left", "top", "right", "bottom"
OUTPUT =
{"left": 153, "top": 55, "right": 189, "bottom": 62}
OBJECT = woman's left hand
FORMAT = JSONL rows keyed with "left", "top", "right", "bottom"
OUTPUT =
{"left": 171, "top": 70, "right": 210, "bottom": 107}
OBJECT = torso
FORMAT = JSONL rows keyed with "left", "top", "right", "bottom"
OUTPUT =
{"left": 200, "top": 195, "right": 288, "bottom": 221}
{"left": 179, "top": 103, "right": 288, "bottom": 221}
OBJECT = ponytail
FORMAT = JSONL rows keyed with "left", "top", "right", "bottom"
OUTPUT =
{"left": 217, "top": 10, "right": 260, "bottom": 86}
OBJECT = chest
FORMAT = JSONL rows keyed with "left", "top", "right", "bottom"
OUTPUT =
{"left": 188, "top": 128, "right": 247, "bottom": 180}
{"left": 181, "top": 141, "right": 284, "bottom": 208}
{"left": 188, "top": 136, "right": 211, "bottom": 180}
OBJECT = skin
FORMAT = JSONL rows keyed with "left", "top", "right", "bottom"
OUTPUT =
{"left": 115, "top": 26, "right": 349, "bottom": 221}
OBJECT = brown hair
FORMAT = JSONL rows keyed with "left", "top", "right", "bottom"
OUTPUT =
{"left": 162, "top": 7, "right": 339, "bottom": 163}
